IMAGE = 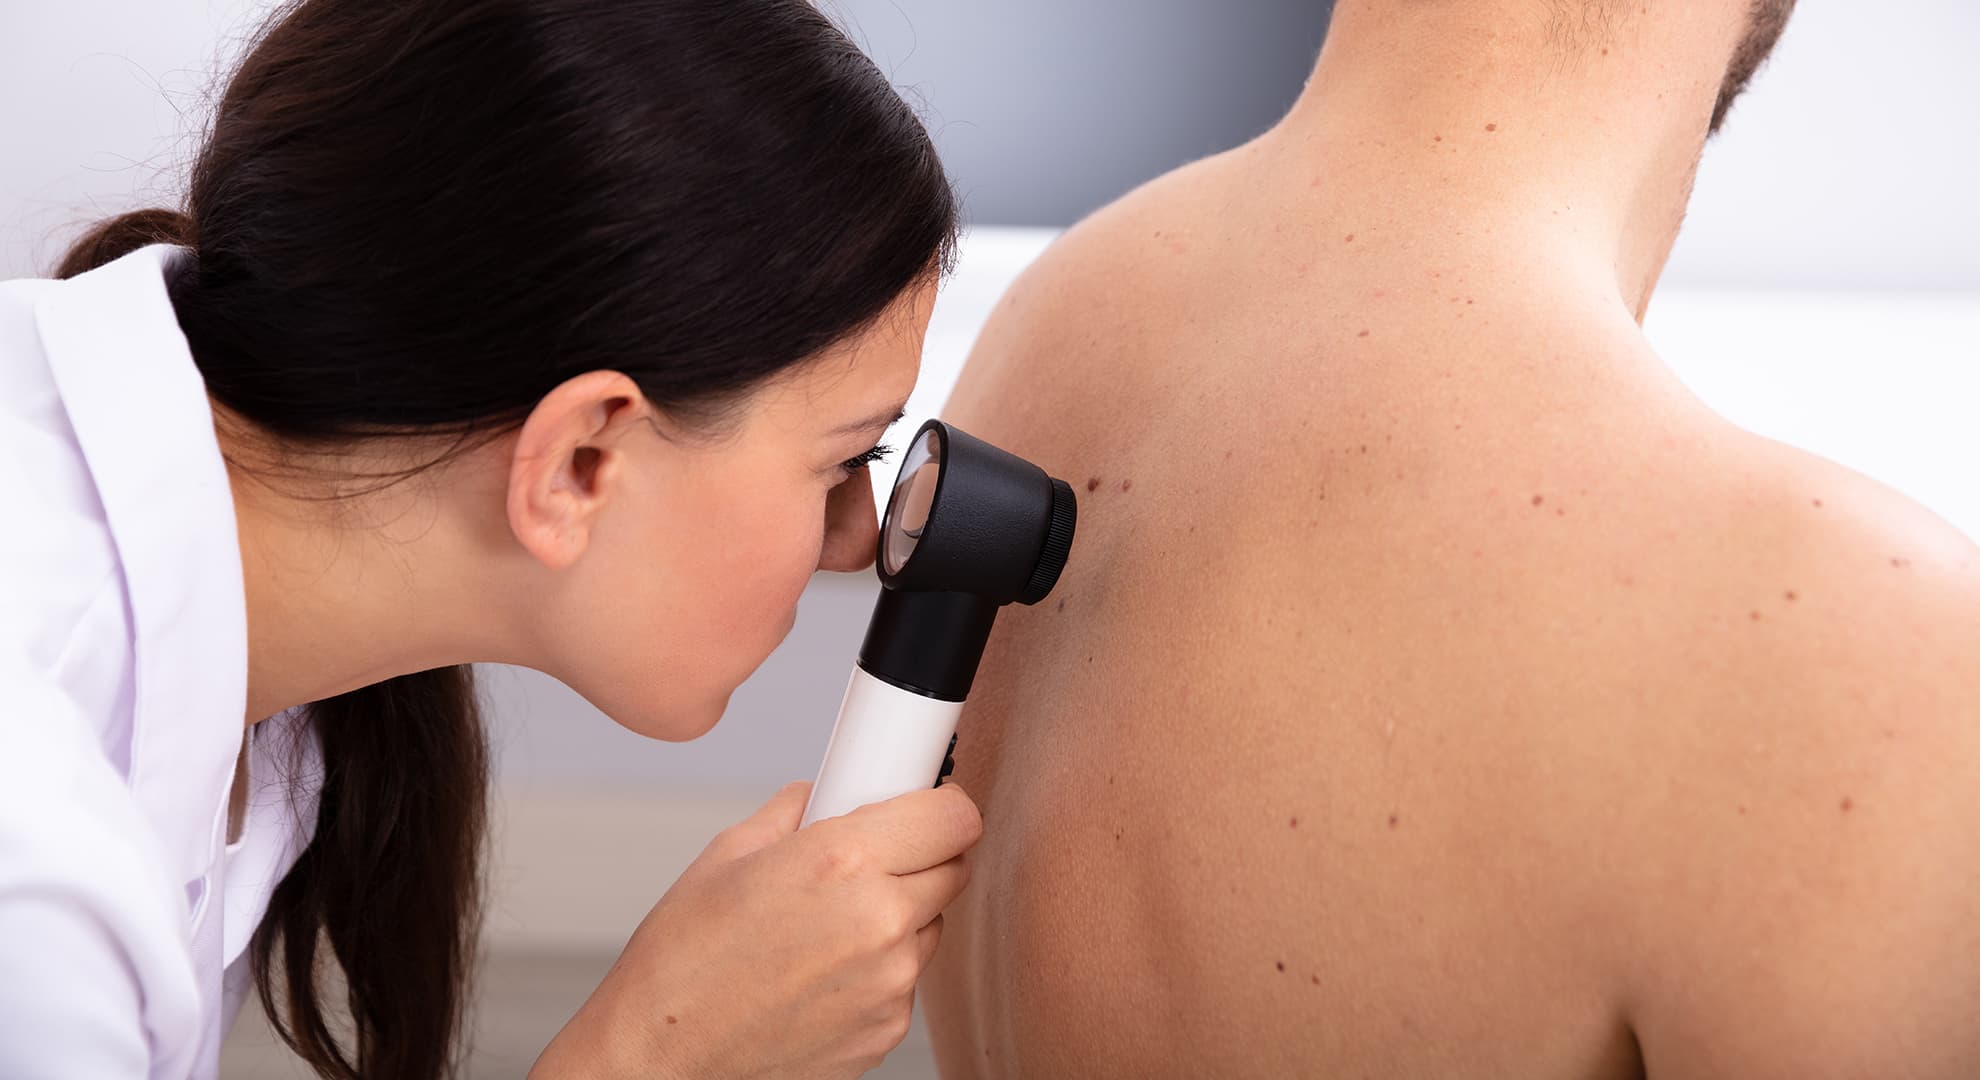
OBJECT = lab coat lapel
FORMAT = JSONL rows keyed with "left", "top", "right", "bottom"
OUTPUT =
{"left": 32, "top": 244, "right": 249, "bottom": 895}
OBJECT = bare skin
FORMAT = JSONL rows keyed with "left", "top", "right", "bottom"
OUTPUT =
{"left": 923, "top": 3, "right": 1980, "bottom": 1077}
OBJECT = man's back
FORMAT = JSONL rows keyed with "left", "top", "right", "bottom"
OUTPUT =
{"left": 920, "top": 31, "right": 1980, "bottom": 1073}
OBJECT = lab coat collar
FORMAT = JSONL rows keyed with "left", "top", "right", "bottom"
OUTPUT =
{"left": 33, "top": 244, "right": 249, "bottom": 893}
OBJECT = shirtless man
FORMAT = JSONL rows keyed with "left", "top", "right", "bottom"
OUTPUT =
{"left": 922, "top": 2, "right": 1980, "bottom": 1076}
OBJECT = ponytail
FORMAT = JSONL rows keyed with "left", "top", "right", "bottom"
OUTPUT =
{"left": 53, "top": 208, "right": 192, "bottom": 280}
{"left": 57, "top": 207, "right": 492, "bottom": 1080}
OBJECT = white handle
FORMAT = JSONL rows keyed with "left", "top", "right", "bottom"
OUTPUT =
{"left": 800, "top": 667, "right": 964, "bottom": 827}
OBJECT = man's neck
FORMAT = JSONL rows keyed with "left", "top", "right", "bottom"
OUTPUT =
{"left": 1265, "top": 0, "right": 1750, "bottom": 322}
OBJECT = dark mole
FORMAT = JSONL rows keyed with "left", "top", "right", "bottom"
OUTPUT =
{"left": 666, "top": 1016, "right": 678, "bottom": 1025}
{"left": 1387, "top": 813, "right": 1400, "bottom": 829}
{"left": 1358, "top": 329, "right": 1371, "bottom": 338}
{"left": 1114, "top": 829, "right": 1123, "bottom": 842}
{"left": 1056, "top": 598, "right": 1065, "bottom": 612}
{"left": 1086, "top": 477, "right": 1100, "bottom": 493}
{"left": 1275, "top": 961, "right": 1286, "bottom": 973}
{"left": 1531, "top": 494, "right": 1545, "bottom": 507}
{"left": 1311, "top": 974, "right": 1321, "bottom": 985}
{"left": 1485, "top": 122, "right": 1498, "bottom": 132}
{"left": 1120, "top": 479, "right": 1133, "bottom": 492}
{"left": 1840, "top": 796, "right": 1854, "bottom": 813}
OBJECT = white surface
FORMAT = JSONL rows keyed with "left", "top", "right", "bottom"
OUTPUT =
{"left": 801, "top": 668, "right": 966, "bottom": 827}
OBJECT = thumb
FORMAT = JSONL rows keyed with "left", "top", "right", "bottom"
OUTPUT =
{"left": 719, "top": 780, "right": 813, "bottom": 858}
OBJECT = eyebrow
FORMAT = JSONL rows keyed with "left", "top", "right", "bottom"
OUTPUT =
{"left": 831, "top": 406, "right": 907, "bottom": 438}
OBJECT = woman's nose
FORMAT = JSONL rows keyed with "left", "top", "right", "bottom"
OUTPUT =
{"left": 818, "top": 469, "right": 879, "bottom": 573}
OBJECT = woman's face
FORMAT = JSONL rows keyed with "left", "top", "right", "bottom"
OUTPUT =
{"left": 524, "top": 281, "right": 937, "bottom": 740}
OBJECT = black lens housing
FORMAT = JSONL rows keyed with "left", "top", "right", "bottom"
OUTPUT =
{"left": 857, "top": 421, "right": 1078, "bottom": 701}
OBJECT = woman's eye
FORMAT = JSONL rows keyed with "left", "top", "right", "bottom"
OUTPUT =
{"left": 839, "top": 444, "right": 894, "bottom": 476}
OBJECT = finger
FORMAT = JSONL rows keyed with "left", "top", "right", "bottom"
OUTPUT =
{"left": 898, "top": 855, "right": 972, "bottom": 929}
{"left": 914, "top": 913, "right": 944, "bottom": 972}
{"left": 836, "top": 785, "right": 984, "bottom": 876}
{"left": 719, "top": 781, "right": 812, "bottom": 858}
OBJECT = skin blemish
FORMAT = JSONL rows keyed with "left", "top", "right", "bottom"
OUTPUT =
{"left": 1812, "top": 498, "right": 1825, "bottom": 508}
{"left": 1275, "top": 961, "right": 1286, "bottom": 973}
{"left": 1531, "top": 494, "right": 1545, "bottom": 507}
{"left": 1784, "top": 590, "right": 1798, "bottom": 602}
{"left": 1311, "top": 974, "right": 1321, "bottom": 985}
{"left": 1840, "top": 796, "right": 1854, "bottom": 813}
{"left": 1433, "top": 134, "right": 1443, "bottom": 142}
{"left": 1750, "top": 610, "right": 1763, "bottom": 621}
{"left": 1345, "top": 233, "right": 1355, "bottom": 243}
{"left": 666, "top": 1016, "right": 678, "bottom": 1025}
{"left": 1114, "top": 829, "right": 1123, "bottom": 842}
{"left": 1891, "top": 557, "right": 1912, "bottom": 569}
{"left": 1485, "top": 122, "right": 1499, "bottom": 132}
{"left": 1555, "top": 508, "right": 1566, "bottom": 517}
{"left": 1737, "top": 805, "right": 1747, "bottom": 816}
{"left": 1387, "top": 813, "right": 1400, "bottom": 829}
{"left": 1289, "top": 816, "right": 1299, "bottom": 828}
{"left": 1120, "top": 479, "right": 1133, "bottom": 492}
{"left": 1358, "top": 329, "right": 1371, "bottom": 338}
{"left": 1086, "top": 477, "right": 1100, "bottom": 493}
{"left": 1056, "top": 598, "right": 1065, "bottom": 612}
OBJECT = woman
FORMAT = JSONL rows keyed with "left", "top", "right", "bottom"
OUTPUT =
{"left": 0, "top": 0, "right": 982, "bottom": 1077}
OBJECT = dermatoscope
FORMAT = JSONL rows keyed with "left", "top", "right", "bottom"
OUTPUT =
{"left": 799, "top": 420, "right": 1077, "bottom": 827}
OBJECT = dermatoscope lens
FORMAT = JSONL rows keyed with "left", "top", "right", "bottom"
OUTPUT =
{"left": 883, "top": 427, "right": 943, "bottom": 575}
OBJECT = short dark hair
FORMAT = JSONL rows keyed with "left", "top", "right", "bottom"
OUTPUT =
{"left": 1711, "top": 0, "right": 1798, "bottom": 133}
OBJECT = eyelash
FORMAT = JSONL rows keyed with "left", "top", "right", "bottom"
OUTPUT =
{"left": 840, "top": 443, "right": 894, "bottom": 475}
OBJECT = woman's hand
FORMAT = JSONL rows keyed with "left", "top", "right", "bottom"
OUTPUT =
{"left": 531, "top": 780, "right": 983, "bottom": 1080}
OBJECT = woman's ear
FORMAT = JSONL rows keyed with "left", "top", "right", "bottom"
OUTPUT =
{"left": 507, "top": 370, "right": 648, "bottom": 569}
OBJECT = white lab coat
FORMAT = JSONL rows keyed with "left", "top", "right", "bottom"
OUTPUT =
{"left": 0, "top": 245, "right": 321, "bottom": 1078}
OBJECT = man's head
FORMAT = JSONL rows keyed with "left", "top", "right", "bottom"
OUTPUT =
{"left": 1711, "top": 0, "right": 1798, "bottom": 133}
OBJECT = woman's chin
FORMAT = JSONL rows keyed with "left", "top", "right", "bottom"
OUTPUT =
{"left": 615, "top": 693, "right": 731, "bottom": 742}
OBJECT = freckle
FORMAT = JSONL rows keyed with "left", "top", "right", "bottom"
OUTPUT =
{"left": 1121, "top": 479, "right": 1133, "bottom": 492}
{"left": 1784, "top": 590, "right": 1798, "bottom": 602}
{"left": 1289, "top": 817, "right": 1299, "bottom": 828}
{"left": 1311, "top": 974, "right": 1320, "bottom": 985}
{"left": 1840, "top": 796, "right": 1854, "bottom": 813}
{"left": 1056, "top": 598, "right": 1065, "bottom": 612}
{"left": 1750, "top": 610, "right": 1762, "bottom": 621}
{"left": 1114, "top": 829, "right": 1122, "bottom": 842}
{"left": 1531, "top": 494, "right": 1544, "bottom": 506}
{"left": 1086, "top": 477, "right": 1100, "bottom": 492}
{"left": 1108, "top": 774, "right": 1115, "bottom": 785}
{"left": 666, "top": 1016, "right": 678, "bottom": 1025}
{"left": 1359, "top": 445, "right": 1368, "bottom": 454}
{"left": 1225, "top": 449, "right": 1233, "bottom": 459}
{"left": 1466, "top": 298, "right": 1474, "bottom": 304}
{"left": 1388, "top": 813, "right": 1400, "bottom": 829}
{"left": 1275, "top": 961, "right": 1286, "bottom": 972}
{"left": 1345, "top": 233, "right": 1355, "bottom": 243}
{"left": 1485, "top": 122, "right": 1498, "bottom": 132}
{"left": 1600, "top": 47, "right": 1609, "bottom": 55}
{"left": 1358, "top": 329, "right": 1370, "bottom": 338}
{"left": 1737, "top": 805, "right": 1746, "bottom": 816}
{"left": 1433, "top": 134, "right": 1442, "bottom": 142}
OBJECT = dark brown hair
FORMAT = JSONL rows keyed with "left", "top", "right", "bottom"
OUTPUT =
{"left": 56, "top": 1, "right": 958, "bottom": 1077}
